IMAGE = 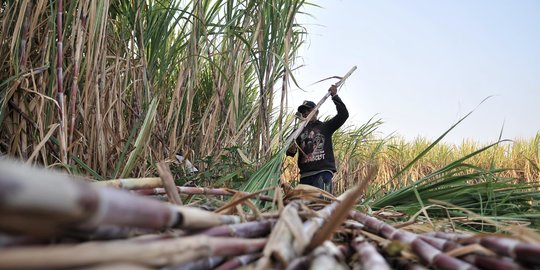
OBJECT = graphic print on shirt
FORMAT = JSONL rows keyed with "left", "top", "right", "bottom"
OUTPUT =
{"left": 299, "top": 128, "right": 325, "bottom": 163}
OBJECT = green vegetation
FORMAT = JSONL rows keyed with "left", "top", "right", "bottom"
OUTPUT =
{"left": 1, "top": 0, "right": 539, "bottom": 230}
{"left": 1, "top": 0, "right": 308, "bottom": 178}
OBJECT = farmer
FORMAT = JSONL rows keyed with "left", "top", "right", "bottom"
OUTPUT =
{"left": 286, "top": 85, "right": 349, "bottom": 193}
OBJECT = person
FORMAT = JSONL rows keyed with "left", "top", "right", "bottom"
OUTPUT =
{"left": 286, "top": 85, "right": 348, "bottom": 193}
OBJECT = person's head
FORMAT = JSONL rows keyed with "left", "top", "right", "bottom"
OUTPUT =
{"left": 298, "top": 100, "right": 318, "bottom": 122}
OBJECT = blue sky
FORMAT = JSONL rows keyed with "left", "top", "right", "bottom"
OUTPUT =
{"left": 289, "top": 0, "right": 540, "bottom": 144}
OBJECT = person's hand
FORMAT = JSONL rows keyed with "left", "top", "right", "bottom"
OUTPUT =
{"left": 329, "top": 84, "right": 337, "bottom": 96}
{"left": 287, "top": 142, "right": 297, "bottom": 155}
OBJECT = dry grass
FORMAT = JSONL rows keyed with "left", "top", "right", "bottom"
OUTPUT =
{"left": 0, "top": 0, "right": 306, "bottom": 179}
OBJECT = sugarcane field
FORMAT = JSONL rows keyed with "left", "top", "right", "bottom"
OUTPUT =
{"left": 1, "top": 1, "right": 540, "bottom": 270}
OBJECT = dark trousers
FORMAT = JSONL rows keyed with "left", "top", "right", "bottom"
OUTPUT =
{"left": 300, "top": 171, "right": 333, "bottom": 193}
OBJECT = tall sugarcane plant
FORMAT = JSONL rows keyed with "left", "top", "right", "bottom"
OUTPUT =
{"left": 0, "top": 0, "right": 307, "bottom": 178}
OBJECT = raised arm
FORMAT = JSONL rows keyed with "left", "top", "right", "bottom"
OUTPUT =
{"left": 286, "top": 142, "right": 297, "bottom": 157}
{"left": 325, "top": 85, "right": 349, "bottom": 132}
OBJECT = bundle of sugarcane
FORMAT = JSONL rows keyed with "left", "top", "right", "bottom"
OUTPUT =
{"left": 2, "top": 159, "right": 540, "bottom": 270}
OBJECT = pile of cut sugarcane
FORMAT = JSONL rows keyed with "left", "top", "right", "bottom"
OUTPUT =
{"left": 1, "top": 159, "right": 540, "bottom": 270}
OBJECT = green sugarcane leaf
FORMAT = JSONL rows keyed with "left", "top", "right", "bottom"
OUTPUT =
{"left": 120, "top": 98, "right": 159, "bottom": 178}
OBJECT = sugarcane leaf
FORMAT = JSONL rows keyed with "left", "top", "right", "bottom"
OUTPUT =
{"left": 112, "top": 113, "right": 144, "bottom": 179}
{"left": 120, "top": 98, "right": 159, "bottom": 178}
{"left": 71, "top": 155, "right": 104, "bottom": 180}
{"left": 307, "top": 166, "right": 374, "bottom": 251}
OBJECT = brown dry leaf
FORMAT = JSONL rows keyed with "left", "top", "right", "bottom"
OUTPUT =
{"left": 374, "top": 210, "right": 406, "bottom": 219}
{"left": 215, "top": 187, "right": 274, "bottom": 214}
{"left": 506, "top": 225, "right": 540, "bottom": 244}
{"left": 284, "top": 184, "right": 336, "bottom": 203}
{"left": 216, "top": 192, "right": 244, "bottom": 215}
{"left": 398, "top": 223, "right": 434, "bottom": 234}
{"left": 445, "top": 243, "right": 495, "bottom": 257}
{"left": 307, "top": 167, "right": 375, "bottom": 250}
{"left": 360, "top": 230, "right": 390, "bottom": 247}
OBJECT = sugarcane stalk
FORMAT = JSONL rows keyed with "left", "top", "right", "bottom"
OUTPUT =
{"left": 18, "top": 0, "right": 33, "bottom": 70}
{"left": 198, "top": 219, "right": 275, "bottom": 238}
{"left": 0, "top": 234, "right": 43, "bottom": 247}
{"left": 309, "top": 241, "right": 348, "bottom": 270}
{"left": 285, "top": 256, "right": 311, "bottom": 270}
{"left": 287, "top": 238, "right": 352, "bottom": 270}
{"left": 404, "top": 265, "right": 431, "bottom": 270}
{"left": 98, "top": 177, "right": 274, "bottom": 202}
{"left": 351, "top": 237, "right": 391, "bottom": 270}
{"left": 157, "top": 161, "right": 183, "bottom": 205}
{"left": 0, "top": 236, "right": 267, "bottom": 270}
{"left": 0, "top": 159, "right": 238, "bottom": 236}
{"left": 134, "top": 186, "right": 274, "bottom": 202}
{"left": 96, "top": 177, "right": 163, "bottom": 189}
{"left": 418, "top": 235, "right": 460, "bottom": 251}
{"left": 55, "top": 0, "right": 67, "bottom": 163}
{"left": 164, "top": 256, "right": 225, "bottom": 270}
{"left": 350, "top": 211, "right": 478, "bottom": 270}
{"left": 172, "top": 205, "right": 240, "bottom": 229}
{"left": 480, "top": 236, "right": 540, "bottom": 265}
{"left": 61, "top": 225, "right": 153, "bottom": 241}
{"left": 308, "top": 168, "right": 372, "bottom": 251}
{"left": 463, "top": 254, "right": 526, "bottom": 270}
{"left": 68, "top": 0, "right": 87, "bottom": 145}
{"left": 301, "top": 197, "right": 342, "bottom": 243}
{"left": 299, "top": 184, "right": 368, "bottom": 255}
{"left": 423, "top": 231, "right": 474, "bottom": 242}
{"left": 74, "top": 263, "right": 155, "bottom": 270}
{"left": 255, "top": 202, "right": 306, "bottom": 269}
{"left": 214, "top": 254, "right": 261, "bottom": 270}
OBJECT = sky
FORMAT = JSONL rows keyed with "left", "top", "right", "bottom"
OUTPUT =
{"left": 288, "top": 0, "right": 540, "bottom": 144}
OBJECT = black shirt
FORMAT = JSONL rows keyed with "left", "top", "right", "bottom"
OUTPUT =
{"left": 287, "top": 95, "right": 349, "bottom": 175}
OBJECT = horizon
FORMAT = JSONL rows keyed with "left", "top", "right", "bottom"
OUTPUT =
{"left": 287, "top": 0, "right": 540, "bottom": 144}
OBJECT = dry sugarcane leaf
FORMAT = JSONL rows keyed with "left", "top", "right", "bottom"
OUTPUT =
{"left": 373, "top": 206, "right": 407, "bottom": 219}
{"left": 256, "top": 207, "right": 297, "bottom": 269}
{"left": 96, "top": 178, "right": 163, "bottom": 189}
{"left": 215, "top": 187, "right": 274, "bottom": 214}
{"left": 393, "top": 220, "right": 416, "bottom": 229}
{"left": 307, "top": 167, "right": 374, "bottom": 251}
{"left": 445, "top": 243, "right": 496, "bottom": 257}
{"left": 360, "top": 230, "right": 390, "bottom": 247}
{"left": 274, "top": 185, "right": 285, "bottom": 212}
{"left": 243, "top": 198, "right": 263, "bottom": 220}
{"left": 310, "top": 241, "right": 349, "bottom": 270}
{"left": 430, "top": 199, "right": 540, "bottom": 243}
{"left": 236, "top": 204, "right": 248, "bottom": 222}
{"left": 397, "top": 223, "right": 435, "bottom": 234}
{"left": 74, "top": 263, "right": 155, "bottom": 270}
{"left": 217, "top": 192, "right": 244, "bottom": 215}
{"left": 26, "top": 123, "right": 59, "bottom": 164}
{"left": 286, "top": 184, "right": 336, "bottom": 201}
{"left": 280, "top": 206, "right": 309, "bottom": 253}
{"left": 156, "top": 161, "right": 182, "bottom": 205}
{"left": 506, "top": 225, "right": 540, "bottom": 244}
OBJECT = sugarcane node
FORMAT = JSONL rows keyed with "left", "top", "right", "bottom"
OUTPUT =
{"left": 228, "top": 224, "right": 238, "bottom": 237}
{"left": 73, "top": 180, "right": 99, "bottom": 215}
{"left": 172, "top": 212, "right": 184, "bottom": 228}
{"left": 515, "top": 244, "right": 540, "bottom": 265}
{"left": 0, "top": 180, "right": 21, "bottom": 205}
